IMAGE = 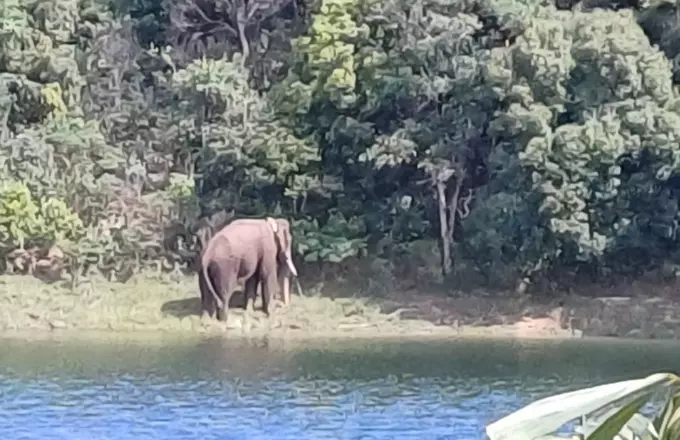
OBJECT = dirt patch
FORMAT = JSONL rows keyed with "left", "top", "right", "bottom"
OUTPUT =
{"left": 0, "top": 272, "right": 678, "bottom": 340}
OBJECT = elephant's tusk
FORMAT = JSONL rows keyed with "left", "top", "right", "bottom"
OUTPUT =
{"left": 286, "top": 257, "right": 298, "bottom": 277}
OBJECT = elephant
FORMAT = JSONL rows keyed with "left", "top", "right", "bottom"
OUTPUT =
{"left": 198, "top": 217, "right": 298, "bottom": 321}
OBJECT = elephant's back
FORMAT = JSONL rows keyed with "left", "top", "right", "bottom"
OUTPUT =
{"left": 219, "top": 221, "right": 268, "bottom": 258}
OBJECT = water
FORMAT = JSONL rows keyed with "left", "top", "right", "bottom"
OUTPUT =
{"left": 0, "top": 335, "right": 679, "bottom": 439}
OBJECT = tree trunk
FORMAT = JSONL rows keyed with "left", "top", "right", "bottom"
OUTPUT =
{"left": 436, "top": 181, "right": 451, "bottom": 277}
{"left": 237, "top": 6, "right": 250, "bottom": 68}
{"left": 447, "top": 173, "right": 464, "bottom": 269}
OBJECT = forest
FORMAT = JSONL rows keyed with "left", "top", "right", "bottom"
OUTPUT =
{"left": 1, "top": 0, "right": 680, "bottom": 295}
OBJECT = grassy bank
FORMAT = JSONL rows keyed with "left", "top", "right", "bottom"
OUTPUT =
{"left": 0, "top": 271, "right": 585, "bottom": 340}
{"left": 3, "top": 271, "right": 680, "bottom": 341}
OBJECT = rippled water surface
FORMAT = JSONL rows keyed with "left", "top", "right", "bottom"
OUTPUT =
{"left": 0, "top": 335, "right": 679, "bottom": 439}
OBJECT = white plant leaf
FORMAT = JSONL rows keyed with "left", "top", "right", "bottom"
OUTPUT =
{"left": 486, "top": 373, "right": 676, "bottom": 440}
{"left": 574, "top": 409, "right": 657, "bottom": 439}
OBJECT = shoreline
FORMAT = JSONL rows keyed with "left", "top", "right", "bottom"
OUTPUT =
{"left": 4, "top": 326, "right": 679, "bottom": 349}
{"left": 1, "top": 272, "right": 680, "bottom": 343}
{"left": 0, "top": 325, "right": 579, "bottom": 343}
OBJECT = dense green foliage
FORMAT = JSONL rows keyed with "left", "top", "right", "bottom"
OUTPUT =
{"left": 2, "top": 0, "right": 680, "bottom": 292}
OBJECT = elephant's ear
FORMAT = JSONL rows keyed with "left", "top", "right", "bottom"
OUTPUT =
{"left": 266, "top": 217, "right": 278, "bottom": 233}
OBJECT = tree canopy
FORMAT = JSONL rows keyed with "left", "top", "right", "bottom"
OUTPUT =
{"left": 2, "top": 0, "right": 680, "bottom": 293}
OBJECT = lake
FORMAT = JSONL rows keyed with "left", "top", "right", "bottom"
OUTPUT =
{"left": 0, "top": 334, "right": 678, "bottom": 439}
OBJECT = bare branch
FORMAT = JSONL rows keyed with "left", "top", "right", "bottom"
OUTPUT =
{"left": 456, "top": 188, "right": 473, "bottom": 219}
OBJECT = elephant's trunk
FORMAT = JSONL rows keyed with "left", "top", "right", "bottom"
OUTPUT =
{"left": 278, "top": 256, "right": 299, "bottom": 305}
{"left": 282, "top": 273, "right": 291, "bottom": 305}
{"left": 294, "top": 277, "right": 305, "bottom": 297}
{"left": 279, "top": 270, "right": 306, "bottom": 304}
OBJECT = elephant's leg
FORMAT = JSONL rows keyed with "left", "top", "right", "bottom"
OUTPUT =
{"left": 198, "top": 270, "right": 215, "bottom": 319}
{"left": 220, "top": 280, "right": 239, "bottom": 322}
{"left": 244, "top": 276, "right": 258, "bottom": 313}
{"left": 260, "top": 270, "right": 278, "bottom": 317}
{"left": 211, "top": 267, "right": 236, "bottom": 322}
{"left": 215, "top": 282, "right": 233, "bottom": 322}
{"left": 211, "top": 275, "right": 226, "bottom": 322}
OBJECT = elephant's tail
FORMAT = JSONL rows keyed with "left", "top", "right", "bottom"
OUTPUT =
{"left": 202, "top": 258, "right": 225, "bottom": 311}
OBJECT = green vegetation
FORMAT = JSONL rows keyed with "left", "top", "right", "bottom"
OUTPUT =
{"left": 486, "top": 372, "right": 680, "bottom": 440}
{"left": 0, "top": 272, "right": 410, "bottom": 335}
{"left": 2, "top": 0, "right": 680, "bottom": 300}
{"left": 0, "top": 271, "right": 582, "bottom": 337}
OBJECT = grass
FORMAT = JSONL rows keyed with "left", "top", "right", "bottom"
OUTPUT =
{"left": 0, "top": 271, "right": 451, "bottom": 337}
{"left": 3, "top": 268, "right": 678, "bottom": 341}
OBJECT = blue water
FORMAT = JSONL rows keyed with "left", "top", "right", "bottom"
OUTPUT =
{"left": 0, "top": 336, "right": 678, "bottom": 439}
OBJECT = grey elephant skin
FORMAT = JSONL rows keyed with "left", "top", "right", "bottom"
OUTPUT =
{"left": 198, "top": 217, "right": 298, "bottom": 321}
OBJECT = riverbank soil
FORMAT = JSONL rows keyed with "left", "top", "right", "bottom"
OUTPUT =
{"left": 1, "top": 272, "right": 679, "bottom": 339}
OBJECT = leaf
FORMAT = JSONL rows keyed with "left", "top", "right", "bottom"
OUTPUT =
{"left": 657, "top": 394, "right": 680, "bottom": 439}
{"left": 304, "top": 251, "right": 319, "bottom": 262}
{"left": 486, "top": 373, "right": 677, "bottom": 440}
{"left": 586, "top": 393, "right": 652, "bottom": 440}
